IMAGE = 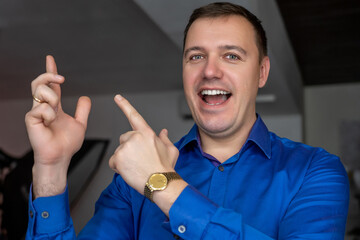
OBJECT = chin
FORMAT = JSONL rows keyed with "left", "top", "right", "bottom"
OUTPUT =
{"left": 197, "top": 119, "right": 234, "bottom": 137}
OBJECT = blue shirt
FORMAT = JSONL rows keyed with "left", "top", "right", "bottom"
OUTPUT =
{"left": 26, "top": 116, "right": 349, "bottom": 239}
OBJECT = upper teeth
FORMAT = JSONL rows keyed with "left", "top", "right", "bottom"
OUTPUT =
{"left": 201, "top": 90, "right": 230, "bottom": 95}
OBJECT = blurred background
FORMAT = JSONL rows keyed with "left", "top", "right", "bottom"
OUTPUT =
{"left": 0, "top": 0, "right": 359, "bottom": 239}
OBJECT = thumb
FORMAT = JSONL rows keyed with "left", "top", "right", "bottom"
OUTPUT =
{"left": 159, "top": 128, "right": 178, "bottom": 168}
{"left": 159, "top": 128, "right": 172, "bottom": 147}
{"left": 75, "top": 96, "right": 91, "bottom": 128}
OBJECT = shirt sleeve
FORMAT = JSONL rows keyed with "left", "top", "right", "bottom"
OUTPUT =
{"left": 26, "top": 186, "right": 76, "bottom": 240}
{"left": 26, "top": 174, "right": 135, "bottom": 240}
{"left": 169, "top": 185, "right": 274, "bottom": 240}
{"left": 169, "top": 153, "right": 349, "bottom": 240}
{"left": 278, "top": 151, "right": 349, "bottom": 239}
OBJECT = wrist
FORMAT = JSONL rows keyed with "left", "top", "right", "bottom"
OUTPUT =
{"left": 153, "top": 179, "right": 188, "bottom": 217}
{"left": 32, "top": 162, "right": 69, "bottom": 198}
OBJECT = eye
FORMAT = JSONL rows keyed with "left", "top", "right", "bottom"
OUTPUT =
{"left": 224, "top": 53, "right": 241, "bottom": 61}
{"left": 189, "top": 54, "right": 204, "bottom": 61}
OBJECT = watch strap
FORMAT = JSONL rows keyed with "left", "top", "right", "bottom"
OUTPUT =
{"left": 163, "top": 172, "right": 182, "bottom": 182}
{"left": 144, "top": 183, "right": 154, "bottom": 202}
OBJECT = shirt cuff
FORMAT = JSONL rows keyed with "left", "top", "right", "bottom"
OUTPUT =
{"left": 28, "top": 185, "right": 72, "bottom": 235}
{"left": 168, "top": 185, "right": 218, "bottom": 239}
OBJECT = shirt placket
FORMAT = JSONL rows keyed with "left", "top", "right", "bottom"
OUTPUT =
{"left": 208, "top": 164, "right": 228, "bottom": 205}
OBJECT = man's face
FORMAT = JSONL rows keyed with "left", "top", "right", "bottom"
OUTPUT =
{"left": 183, "top": 15, "right": 269, "bottom": 139}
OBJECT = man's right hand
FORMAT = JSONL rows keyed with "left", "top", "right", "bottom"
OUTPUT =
{"left": 25, "top": 55, "right": 91, "bottom": 199}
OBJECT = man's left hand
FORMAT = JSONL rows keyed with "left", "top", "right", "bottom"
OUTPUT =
{"left": 109, "top": 94, "right": 179, "bottom": 195}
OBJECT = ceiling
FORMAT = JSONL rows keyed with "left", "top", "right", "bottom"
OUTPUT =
{"left": 276, "top": 0, "right": 360, "bottom": 85}
{"left": 1, "top": 0, "right": 357, "bottom": 116}
{"left": 0, "top": 0, "right": 183, "bottom": 100}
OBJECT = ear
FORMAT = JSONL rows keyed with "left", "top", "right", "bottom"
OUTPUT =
{"left": 258, "top": 56, "right": 270, "bottom": 88}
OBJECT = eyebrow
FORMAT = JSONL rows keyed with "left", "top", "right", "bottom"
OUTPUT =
{"left": 219, "top": 45, "right": 247, "bottom": 56}
{"left": 183, "top": 46, "right": 205, "bottom": 58}
{"left": 183, "top": 45, "right": 247, "bottom": 58}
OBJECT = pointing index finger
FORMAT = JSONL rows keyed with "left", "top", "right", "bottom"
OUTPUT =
{"left": 46, "top": 55, "right": 58, "bottom": 74}
{"left": 114, "top": 94, "right": 150, "bottom": 131}
{"left": 43, "top": 55, "right": 62, "bottom": 98}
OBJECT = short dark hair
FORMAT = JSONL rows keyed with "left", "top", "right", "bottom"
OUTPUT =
{"left": 183, "top": 2, "right": 268, "bottom": 62}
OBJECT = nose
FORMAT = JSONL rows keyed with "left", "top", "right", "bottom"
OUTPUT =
{"left": 203, "top": 56, "right": 223, "bottom": 80}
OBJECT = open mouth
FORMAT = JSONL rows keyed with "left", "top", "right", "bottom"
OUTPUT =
{"left": 200, "top": 89, "right": 231, "bottom": 105}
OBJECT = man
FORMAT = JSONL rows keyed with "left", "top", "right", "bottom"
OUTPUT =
{"left": 26, "top": 2, "right": 349, "bottom": 239}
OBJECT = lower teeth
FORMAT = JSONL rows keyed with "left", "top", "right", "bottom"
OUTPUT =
{"left": 206, "top": 102, "right": 222, "bottom": 106}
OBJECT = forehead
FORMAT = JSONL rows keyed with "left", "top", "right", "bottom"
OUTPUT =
{"left": 185, "top": 15, "right": 257, "bottom": 50}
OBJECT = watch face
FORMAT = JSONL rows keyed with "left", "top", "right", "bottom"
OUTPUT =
{"left": 149, "top": 173, "right": 168, "bottom": 190}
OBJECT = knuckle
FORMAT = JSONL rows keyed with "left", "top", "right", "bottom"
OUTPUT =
{"left": 108, "top": 157, "right": 114, "bottom": 169}
{"left": 115, "top": 146, "right": 125, "bottom": 158}
{"left": 24, "top": 111, "right": 31, "bottom": 123}
{"left": 119, "top": 134, "right": 124, "bottom": 143}
{"left": 114, "top": 146, "right": 121, "bottom": 155}
{"left": 36, "top": 84, "right": 46, "bottom": 95}
{"left": 53, "top": 94, "right": 59, "bottom": 104}
{"left": 31, "top": 73, "right": 48, "bottom": 89}
{"left": 37, "top": 102, "right": 49, "bottom": 111}
{"left": 31, "top": 81, "right": 36, "bottom": 92}
{"left": 119, "top": 131, "right": 131, "bottom": 142}
{"left": 170, "top": 146, "right": 179, "bottom": 156}
{"left": 109, "top": 153, "right": 120, "bottom": 168}
{"left": 112, "top": 158, "right": 121, "bottom": 170}
{"left": 132, "top": 132, "right": 142, "bottom": 141}
{"left": 40, "top": 84, "right": 53, "bottom": 94}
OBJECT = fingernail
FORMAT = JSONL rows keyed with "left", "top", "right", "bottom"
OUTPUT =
{"left": 55, "top": 75, "right": 63, "bottom": 80}
{"left": 115, "top": 94, "right": 123, "bottom": 101}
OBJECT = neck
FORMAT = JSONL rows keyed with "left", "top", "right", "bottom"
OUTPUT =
{"left": 199, "top": 115, "right": 256, "bottom": 163}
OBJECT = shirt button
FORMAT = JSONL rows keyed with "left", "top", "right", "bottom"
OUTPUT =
{"left": 41, "top": 211, "right": 49, "bottom": 219}
{"left": 29, "top": 210, "right": 34, "bottom": 218}
{"left": 178, "top": 225, "right": 186, "bottom": 233}
{"left": 218, "top": 165, "right": 224, "bottom": 172}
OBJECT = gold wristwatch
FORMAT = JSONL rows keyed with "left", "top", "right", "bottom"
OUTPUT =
{"left": 144, "top": 172, "right": 182, "bottom": 202}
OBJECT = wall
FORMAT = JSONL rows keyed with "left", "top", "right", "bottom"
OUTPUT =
{"left": 262, "top": 114, "right": 302, "bottom": 142}
{"left": 305, "top": 83, "right": 360, "bottom": 159}
{"left": 0, "top": 99, "right": 33, "bottom": 157}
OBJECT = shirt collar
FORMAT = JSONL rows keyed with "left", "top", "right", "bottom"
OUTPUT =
{"left": 178, "top": 114, "right": 272, "bottom": 159}
{"left": 247, "top": 115, "right": 272, "bottom": 159}
{"left": 178, "top": 124, "right": 198, "bottom": 150}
